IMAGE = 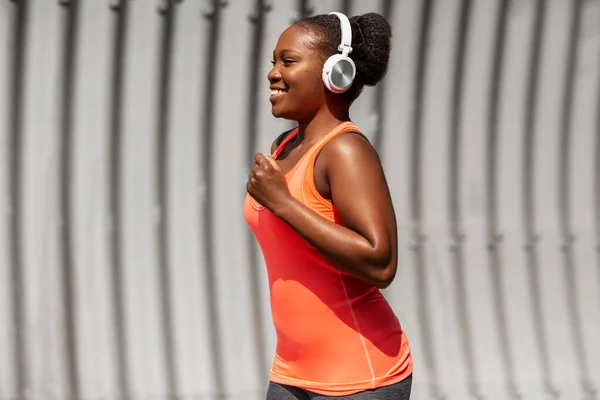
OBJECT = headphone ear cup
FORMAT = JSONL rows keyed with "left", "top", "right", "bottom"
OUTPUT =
{"left": 322, "top": 54, "right": 356, "bottom": 94}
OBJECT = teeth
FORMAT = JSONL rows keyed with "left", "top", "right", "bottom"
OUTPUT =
{"left": 271, "top": 89, "right": 285, "bottom": 96}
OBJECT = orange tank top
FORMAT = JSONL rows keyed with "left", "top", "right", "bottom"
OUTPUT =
{"left": 244, "top": 122, "right": 412, "bottom": 396}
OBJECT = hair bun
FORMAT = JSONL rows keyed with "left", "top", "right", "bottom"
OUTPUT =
{"left": 349, "top": 13, "right": 392, "bottom": 87}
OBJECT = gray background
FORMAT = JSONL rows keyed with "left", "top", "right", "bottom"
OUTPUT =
{"left": 0, "top": 0, "right": 599, "bottom": 399}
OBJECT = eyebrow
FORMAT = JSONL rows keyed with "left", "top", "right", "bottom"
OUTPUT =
{"left": 272, "top": 49, "right": 299, "bottom": 58}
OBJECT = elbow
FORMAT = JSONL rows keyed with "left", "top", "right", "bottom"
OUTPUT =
{"left": 359, "top": 240, "right": 398, "bottom": 288}
{"left": 373, "top": 266, "right": 396, "bottom": 289}
{"left": 371, "top": 257, "right": 397, "bottom": 289}
{"left": 352, "top": 241, "right": 398, "bottom": 289}
{"left": 367, "top": 245, "right": 397, "bottom": 289}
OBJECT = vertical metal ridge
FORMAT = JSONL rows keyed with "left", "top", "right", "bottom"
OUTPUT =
{"left": 557, "top": 1, "right": 596, "bottom": 396}
{"left": 596, "top": 10, "right": 600, "bottom": 296}
{"left": 484, "top": 1, "right": 520, "bottom": 399}
{"left": 521, "top": 0, "right": 558, "bottom": 397}
{"left": 340, "top": 0, "right": 351, "bottom": 17}
{"left": 6, "top": 0, "right": 30, "bottom": 397}
{"left": 447, "top": 1, "right": 483, "bottom": 399}
{"left": 57, "top": 0, "right": 81, "bottom": 397}
{"left": 297, "top": 0, "right": 313, "bottom": 19}
{"left": 155, "top": 0, "right": 178, "bottom": 397}
{"left": 201, "top": 1, "right": 226, "bottom": 396}
{"left": 107, "top": 1, "right": 130, "bottom": 397}
{"left": 246, "top": 0, "right": 271, "bottom": 387}
{"left": 409, "top": 1, "right": 444, "bottom": 399}
{"left": 371, "top": 0, "right": 393, "bottom": 154}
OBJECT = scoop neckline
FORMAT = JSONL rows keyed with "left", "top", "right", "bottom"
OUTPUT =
{"left": 275, "top": 121, "right": 354, "bottom": 179}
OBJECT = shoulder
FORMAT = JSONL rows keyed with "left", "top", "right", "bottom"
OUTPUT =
{"left": 320, "top": 131, "right": 380, "bottom": 165}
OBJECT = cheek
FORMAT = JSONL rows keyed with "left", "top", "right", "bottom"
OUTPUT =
{"left": 292, "top": 69, "right": 325, "bottom": 99}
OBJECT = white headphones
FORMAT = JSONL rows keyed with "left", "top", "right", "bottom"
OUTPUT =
{"left": 322, "top": 12, "right": 356, "bottom": 94}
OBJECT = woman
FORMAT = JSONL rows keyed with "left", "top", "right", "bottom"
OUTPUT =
{"left": 244, "top": 11, "right": 413, "bottom": 400}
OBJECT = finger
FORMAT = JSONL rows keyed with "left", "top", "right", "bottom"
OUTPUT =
{"left": 254, "top": 152, "right": 267, "bottom": 165}
{"left": 248, "top": 170, "right": 259, "bottom": 183}
{"left": 246, "top": 176, "right": 255, "bottom": 193}
{"left": 264, "top": 156, "right": 281, "bottom": 170}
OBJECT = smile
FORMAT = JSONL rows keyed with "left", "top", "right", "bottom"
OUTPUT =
{"left": 270, "top": 89, "right": 287, "bottom": 98}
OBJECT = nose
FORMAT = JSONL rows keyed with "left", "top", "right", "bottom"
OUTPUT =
{"left": 268, "top": 65, "right": 281, "bottom": 84}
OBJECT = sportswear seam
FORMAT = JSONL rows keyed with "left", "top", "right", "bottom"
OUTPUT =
{"left": 337, "top": 271, "right": 376, "bottom": 389}
{"left": 248, "top": 195, "right": 265, "bottom": 211}
{"left": 268, "top": 370, "right": 409, "bottom": 387}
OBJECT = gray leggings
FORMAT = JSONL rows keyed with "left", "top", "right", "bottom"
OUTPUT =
{"left": 266, "top": 375, "right": 412, "bottom": 400}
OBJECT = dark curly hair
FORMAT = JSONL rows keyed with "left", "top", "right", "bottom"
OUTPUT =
{"left": 295, "top": 12, "right": 392, "bottom": 103}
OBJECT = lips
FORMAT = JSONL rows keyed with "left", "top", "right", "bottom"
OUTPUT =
{"left": 269, "top": 86, "right": 287, "bottom": 101}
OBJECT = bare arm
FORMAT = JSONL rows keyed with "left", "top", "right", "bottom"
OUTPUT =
{"left": 269, "top": 134, "right": 398, "bottom": 288}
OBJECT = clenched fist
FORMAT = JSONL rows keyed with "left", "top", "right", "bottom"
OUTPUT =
{"left": 247, "top": 153, "right": 291, "bottom": 213}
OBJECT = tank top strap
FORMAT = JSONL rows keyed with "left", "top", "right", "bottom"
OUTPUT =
{"left": 296, "top": 122, "right": 363, "bottom": 202}
{"left": 272, "top": 128, "right": 299, "bottom": 159}
{"left": 304, "top": 121, "right": 364, "bottom": 167}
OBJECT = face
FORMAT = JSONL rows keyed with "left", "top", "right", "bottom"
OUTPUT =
{"left": 267, "top": 24, "right": 326, "bottom": 121}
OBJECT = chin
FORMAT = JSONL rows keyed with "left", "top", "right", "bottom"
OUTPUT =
{"left": 271, "top": 102, "right": 308, "bottom": 121}
{"left": 271, "top": 107, "right": 292, "bottom": 120}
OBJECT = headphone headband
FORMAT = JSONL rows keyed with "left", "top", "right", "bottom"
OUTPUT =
{"left": 322, "top": 11, "right": 356, "bottom": 93}
{"left": 329, "top": 12, "right": 353, "bottom": 57}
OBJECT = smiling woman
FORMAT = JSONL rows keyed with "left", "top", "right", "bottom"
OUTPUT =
{"left": 244, "top": 11, "right": 413, "bottom": 400}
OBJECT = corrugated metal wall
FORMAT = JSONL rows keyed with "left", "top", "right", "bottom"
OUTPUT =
{"left": 0, "top": 0, "right": 599, "bottom": 399}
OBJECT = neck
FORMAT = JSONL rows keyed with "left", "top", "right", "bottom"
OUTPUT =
{"left": 296, "top": 106, "right": 350, "bottom": 144}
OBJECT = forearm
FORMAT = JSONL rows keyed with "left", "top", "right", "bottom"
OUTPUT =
{"left": 272, "top": 196, "right": 394, "bottom": 287}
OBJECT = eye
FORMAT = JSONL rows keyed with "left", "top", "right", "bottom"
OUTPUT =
{"left": 283, "top": 58, "right": 295, "bottom": 65}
